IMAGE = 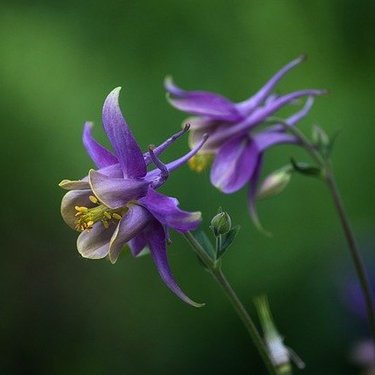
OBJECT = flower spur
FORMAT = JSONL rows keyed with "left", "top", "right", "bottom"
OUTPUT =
{"left": 60, "top": 87, "right": 207, "bottom": 306}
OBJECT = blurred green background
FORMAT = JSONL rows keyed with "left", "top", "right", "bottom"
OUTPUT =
{"left": 1, "top": 0, "right": 375, "bottom": 373}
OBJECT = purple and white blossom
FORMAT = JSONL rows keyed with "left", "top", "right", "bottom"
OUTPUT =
{"left": 60, "top": 87, "right": 207, "bottom": 307}
{"left": 165, "top": 56, "right": 326, "bottom": 227}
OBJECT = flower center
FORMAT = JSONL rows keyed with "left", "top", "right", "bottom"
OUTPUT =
{"left": 188, "top": 153, "right": 213, "bottom": 173}
{"left": 74, "top": 195, "right": 127, "bottom": 231}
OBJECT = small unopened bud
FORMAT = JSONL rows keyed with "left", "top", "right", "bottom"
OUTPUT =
{"left": 210, "top": 211, "right": 232, "bottom": 236}
{"left": 312, "top": 125, "right": 329, "bottom": 147}
{"left": 257, "top": 167, "right": 292, "bottom": 200}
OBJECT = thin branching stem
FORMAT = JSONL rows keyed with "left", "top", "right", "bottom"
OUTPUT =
{"left": 183, "top": 232, "right": 277, "bottom": 375}
{"left": 282, "top": 123, "right": 375, "bottom": 351}
{"left": 324, "top": 166, "right": 375, "bottom": 348}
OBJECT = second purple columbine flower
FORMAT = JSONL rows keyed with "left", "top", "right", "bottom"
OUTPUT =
{"left": 165, "top": 56, "right": 326, "bottom": 228}
{"left": 60, "top": 88, "right": 207, "bottom": 306}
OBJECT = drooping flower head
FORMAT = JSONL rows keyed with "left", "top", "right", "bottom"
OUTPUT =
{"left": 165, "top": 56, "right": 326, "bottom": 228}
{"left": 60, "top": 88, "right": 207, "bottom": 307}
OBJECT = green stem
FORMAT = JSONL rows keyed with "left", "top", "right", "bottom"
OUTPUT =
{"left": 216, "top": 234, "right": 222, "bottom": 256}
{"left": 280, "top": 121, "right": 325, "bottom": 166}
{"left": 283, "top": 122, "right": 375, "bottom": 350}
{"left": 325, "top": 168, "right": 375, "bottom": 347}
{"left": 183, "top": 232, "right": 277, "bottom": 375}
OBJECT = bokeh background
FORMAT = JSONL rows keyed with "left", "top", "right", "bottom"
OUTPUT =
{"left": 1, "top": 0, "right": 375, "bottom": 374}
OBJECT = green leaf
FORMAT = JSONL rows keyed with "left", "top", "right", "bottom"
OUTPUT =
{"left": 190, "top": 228, "right": 215, "bottom": 259}
{"left": 217, "top": 225, "right": 240, "bottom": 258}
{"left": 324, "top": 129, "right": 341, "bottom": 159}
{"left": 291, "top": 158, "right": 322, "bottom": 178}
{"left": 312, "top": 125, "right": 329, "bottom": 148}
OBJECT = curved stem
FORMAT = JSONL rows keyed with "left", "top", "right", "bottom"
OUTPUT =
{"left": 282, "top": 123, "right": 375, "bottom": 350}
{"left": 325, "top": 168, "right": 375, "bottom": 347}
{"left": 183, "top": 232, "right": 277, "bottom": 375}
{"left": 279, "top": 120, "right": 325, "bottom": 166}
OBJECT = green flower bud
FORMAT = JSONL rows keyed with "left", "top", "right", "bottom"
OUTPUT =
{"left": 312, "top": 125, "right": 329, "bottom": 147}
{"left": 257, "top": 167, "right": 292, "bottom": 200}
{"left": 210, "top": 211, "right": 232, "bottom": 236}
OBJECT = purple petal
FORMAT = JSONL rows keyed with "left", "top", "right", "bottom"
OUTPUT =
{"left": 83, "top": 122, "right": 118, "bottom": 168}
{"left": 269, "top": 97, "right": 315, "bottom": 132}
{"left": 61, "top": 189, "right": 93, "bottom": 229}
{"left": 247, "top": 154, "right": 269, "bottom": 233}
{"left": 253, "top": 131, "right": 298, "bottom": 151}
{"left": 207, "top": 89, "right": 325, "bottom": 146}
{"left": 247, "top": 89, "right": 325, "bottom": 130}
{"left": 237, "top": 55, "right": 306, "bottom": 114}
{"left": 96, "top": 163, "right": 123, "bottom": 178}
{"left": 77, "top": 221, "right": 115, "bottom": 259}
{"left": 128, "top": 231, "right": 149, "bottom": 257}
{"left": 147, "top": 220, "right": 204, "bottom": 307}
{"left": 102, "top": 88, "right": 146, "bottom": 178}
{"left": 210, "top": 136, "right": 259, "bottom": 193}
{"left": 89, "top": 169, "right": 149, "bottom": 209}
{"left": 284, "top": 96, "right": 314, "bottom": 126}
{"left": 140, "top": 189, "right": 201, "bottom": 232}
{"left": 109, "top": 204, "right": 151, "bottom": 263}
{"left": 165, "top": 77, "right": 242, "bottom": 121}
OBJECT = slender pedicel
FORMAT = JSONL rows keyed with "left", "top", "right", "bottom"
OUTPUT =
{"left": 281, "top": 121, "right": 375, "bottom": 357}
{"left": 183, "top": 231, "right": 278, "bottom": 375}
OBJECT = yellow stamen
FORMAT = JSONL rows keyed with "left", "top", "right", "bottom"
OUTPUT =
{"left": 74, "top": 197, "right": 128, "bottom": 232}
{"left": 188, "top": 153, "right": 212, "bottom": 173}
{"left": 112, "top": 213, "right": 122, "bottom": 220}
{"left": 89, "top": 195, "right": 99, "bottom": 204}
{"left": 75, "top": 206, "right": 88, "bottom": 213}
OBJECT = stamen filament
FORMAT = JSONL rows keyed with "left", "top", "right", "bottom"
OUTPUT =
{"left": 74, "top": 194, "right": 127, "bottom": 231}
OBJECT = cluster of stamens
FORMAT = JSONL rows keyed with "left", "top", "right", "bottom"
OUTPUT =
{"left": 188, "top": 153, "right": 212, "bottom": 173}
{"left": 74, "top": 195, "right": 123, "bottom": 231}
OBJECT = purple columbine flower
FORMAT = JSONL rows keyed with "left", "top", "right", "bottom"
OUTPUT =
{"left": 165, "top": 56, "right": 326, "bottom": 227}
{"left": 60, "top": 87, "right": 207, "bottom": 307}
